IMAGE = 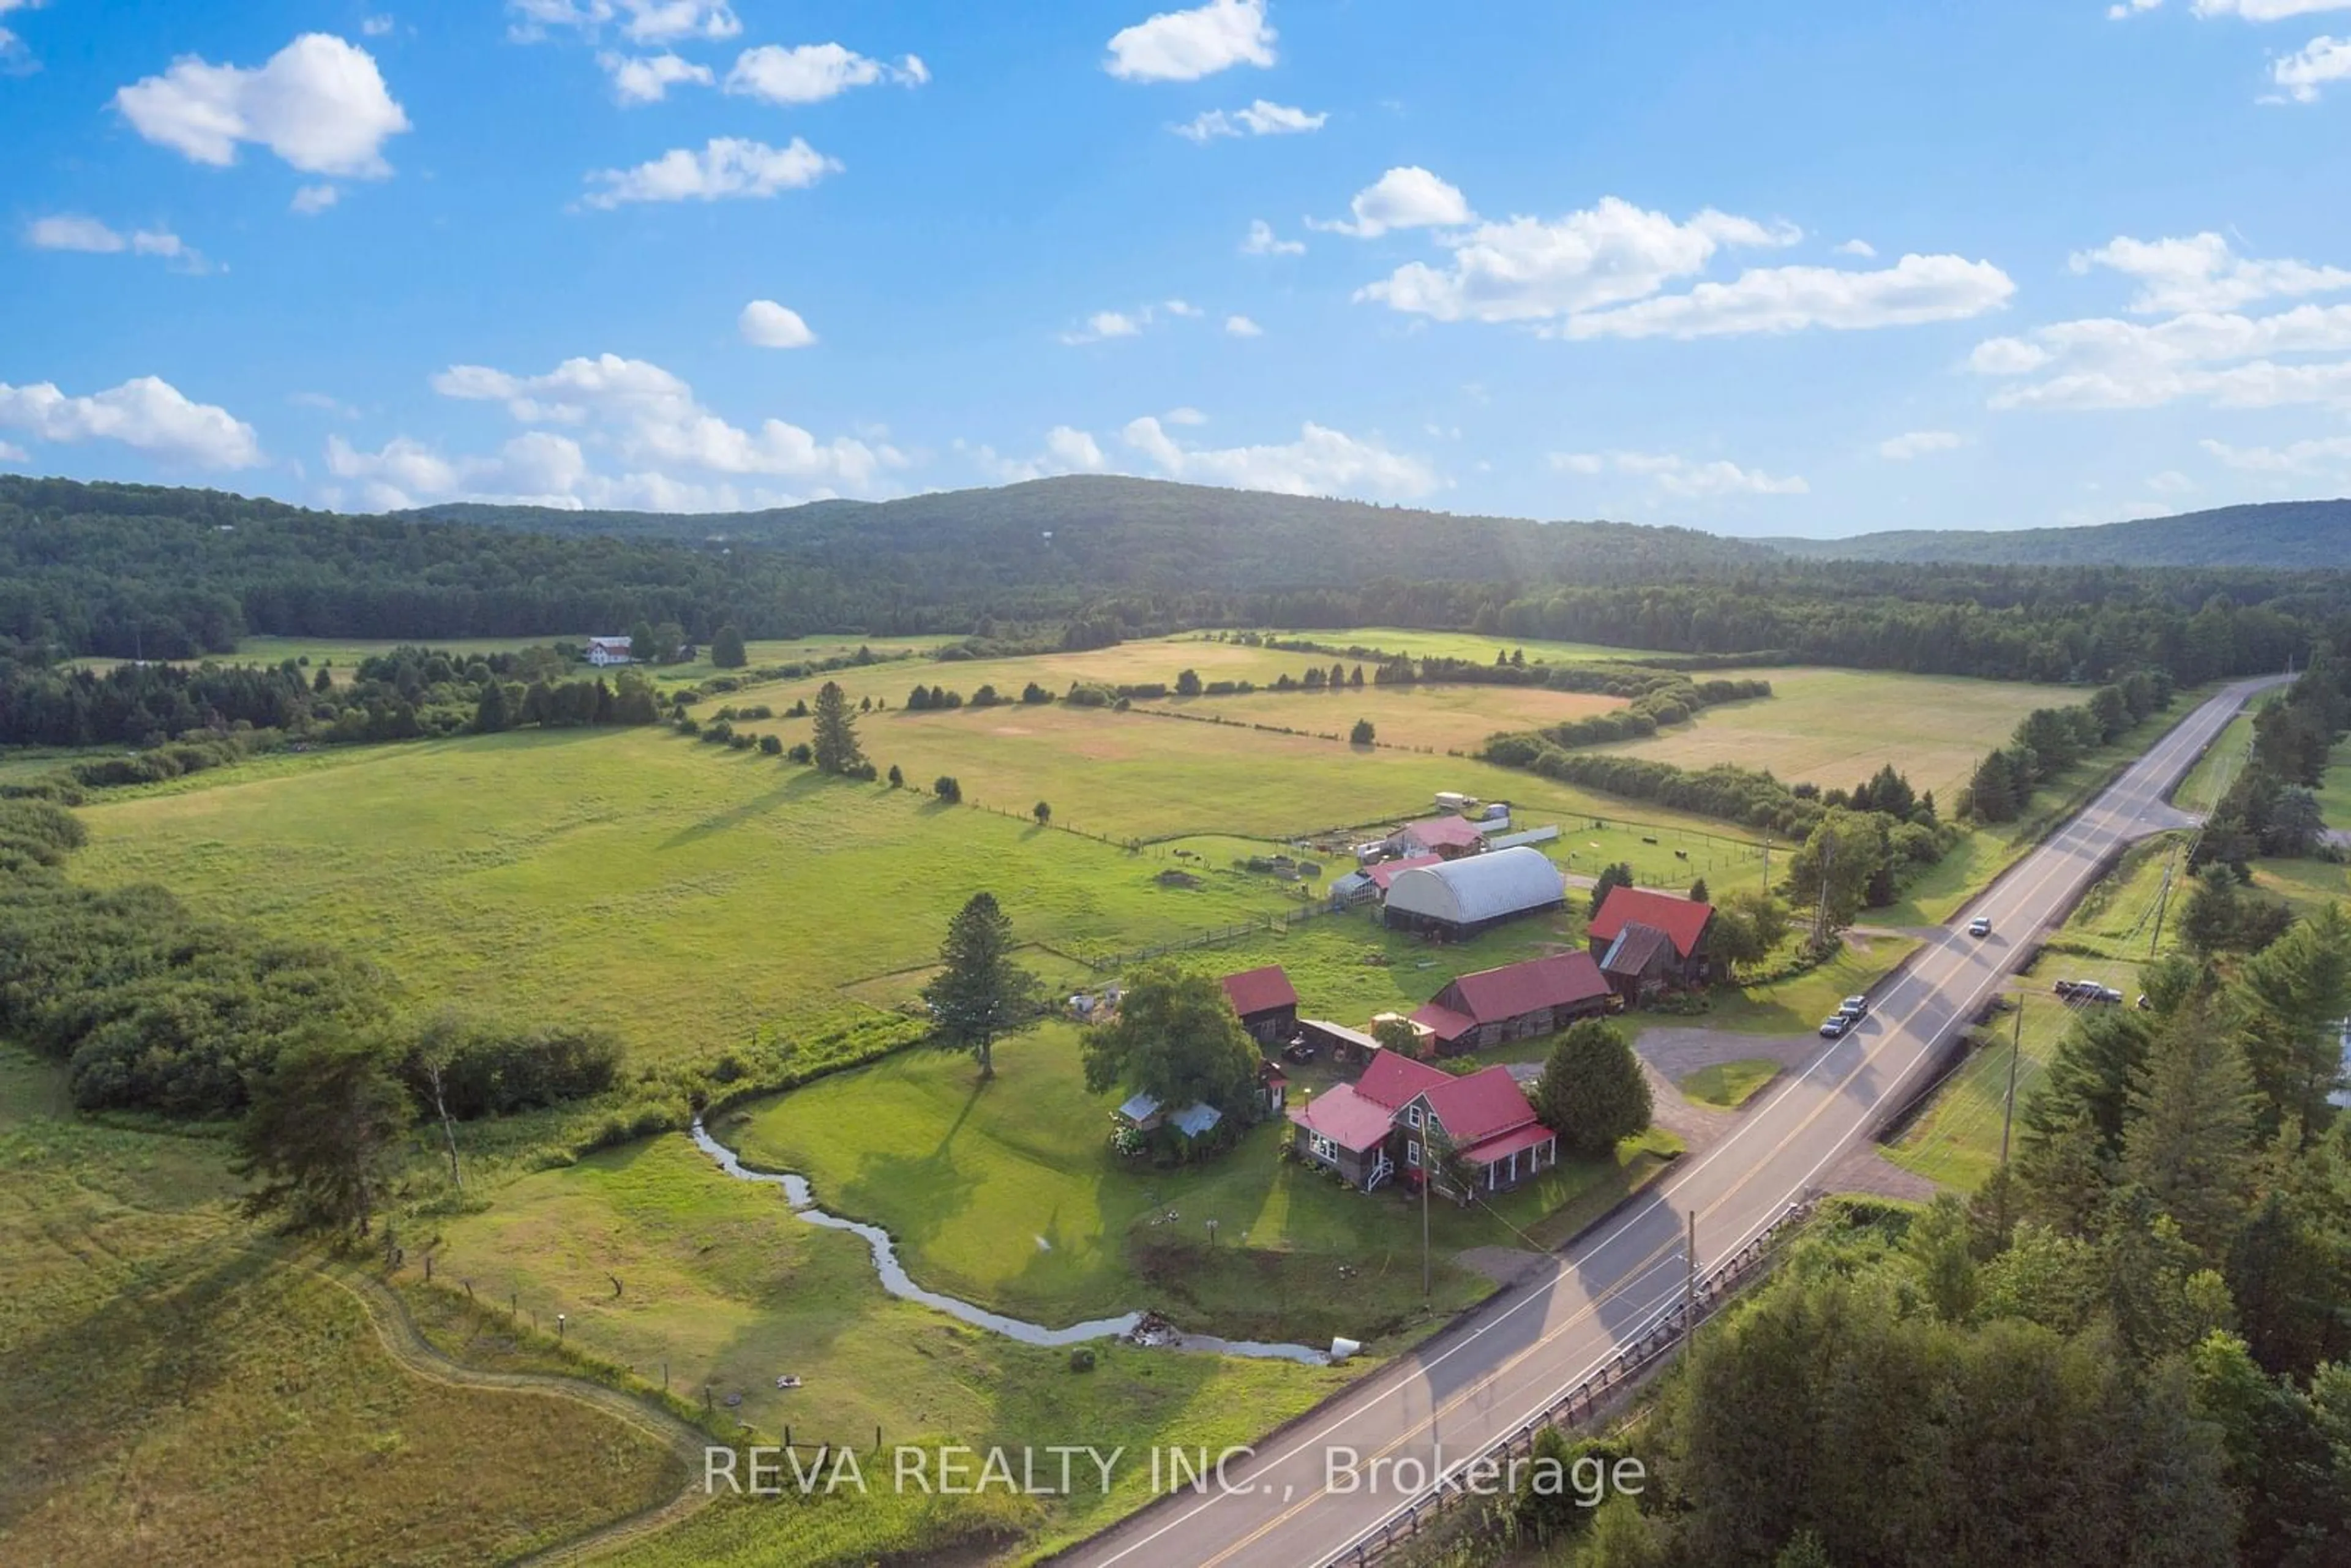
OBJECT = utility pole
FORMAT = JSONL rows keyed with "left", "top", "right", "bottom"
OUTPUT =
{"left": 2148, "top": 850, "right": 2177, "bottom": 958}
{"left": 1812, "top": 831, "right": 1835, "bottom": 951}
{"left": 1420, "top": 1141, "right": 1431, "bottom": 1301}
{"left": 1998, "top": 999, "right": 2025, "bottom": 1174}
{"left": 1681, "top": 1210, "right": 1698, "bottom": 1354}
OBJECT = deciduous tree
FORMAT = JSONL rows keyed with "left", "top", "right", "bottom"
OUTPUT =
{"left": 1533, "top": 1019, "right": 1652, "bottom": 1158}
{"left": 1080, "top": 962, "right": 1260, "bottom": 1121}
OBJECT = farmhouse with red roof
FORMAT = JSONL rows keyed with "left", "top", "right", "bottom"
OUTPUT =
{"left": 1587, "top": 886, "right": 1717, "bottom": 999}
{"left": 1409, "top": 950, "right": 1614, "bottom": 1054}
{"left": 1285, "top": 1049, "right": 1559, "bottom": 1195}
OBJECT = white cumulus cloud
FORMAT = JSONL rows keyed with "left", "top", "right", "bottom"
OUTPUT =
{"left": 1559, "top": 253, "right": 2015, "bottom": 340}
{"left": 1311, "top": 166, "right": 1473, "bottom": 239}
{"left": 1121, "top": 415, "right": 1438, "bottom": 499}
{"left": 1224, "top": 314, "right": 1263, "bottom": 337}
{"left": 1241, "top": 218, "right": 1304, "bottom": 256}
{"left": 581, "top": 136, "right": 839, "bottom": 208}
{"left": 2069, "top": 231, "right": 2351, "bottom": 312}
{"left": 430, "top": 351, "right": 903, "bottom": 491}
{"left": 1105, "top": 0, "right": 1275, "bottom": 81}
{"left": 1060, "top": 309, "right": 1148, "bottom": 345}
{"left": 1834, "top": 239, "right": 1878, "bottom": 257}
{"left": 2274, "top": 34, "right": 2351, "bottom": 99}
{"left": 25, "top": 215, "right": 209, "bottom": 271}
{"left": 2200, "top": 433, "right": 2351, "bottom": 473}
{"left": 724, "top": 43, "right": 927, "bottom": 104}
{"left": 1878, "top": 430, "right": 1967, "bottom": 460}
{"left": 1359, "top": 195, "right": 1797, "bottom": 323}
{"left": 113, "top": 33, "right": 411, "bottom": 178}
{"left": 738, "top": 299, "right": 816, "bottom": 348}
{"left": 1173, "top": 99, "right": 1324, "bottom": 141}
{"left": 0, "top": 375, "right": 261, "bottom": 467}
{"left": 599, "top": 50, "right": 712, "bottom": 104}
{"left": 291, "top": 183, "right": 340, "bottom": 214}
{"left": 509, "top": 0, "right": 740, "bottom": 44}
{"left": 962, "top": 426, "right": 1112, "bottom": 483}
{"left": 1971, "top": 301, "right": 2351, "bottom": 410}
{"left": 2192, "top": 1, "right": 2351, "bottom": 19}
{"left": 1553, "top": 449, "right": 1808, "bottom": 498}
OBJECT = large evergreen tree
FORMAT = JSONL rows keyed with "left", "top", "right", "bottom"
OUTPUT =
{"left": 711, "top": 623, "right": 748, "bottom": 669}
{"left": 1532, "top": 1019, "right": 1653, "bottom": 1158}
{"left": 2122, "top": 1011, "right": 2260, "bottom": 1263}
{"left": 810, "top": 680, "right": 866, "bottom": 774}
{"left": 918, "top": 892, "right": 1044, "bottom": 1079}
{"left": 2229, "top": 902, "right": 2351, "bottom": 1143}
{"left": 230, "top": 1032, "right": 413, "bottom": 1236}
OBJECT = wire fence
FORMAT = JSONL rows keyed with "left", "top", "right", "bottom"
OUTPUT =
{"left": 1318, "top": 1199, "right": 1817, "bottom": 1568}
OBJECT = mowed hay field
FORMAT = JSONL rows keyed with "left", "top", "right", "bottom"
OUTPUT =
{"left": 0, "top": 1052, "right": 684, "bottom": 1568}
{"left": 1598, "top": 666, "right": 2070, "bottom": 800}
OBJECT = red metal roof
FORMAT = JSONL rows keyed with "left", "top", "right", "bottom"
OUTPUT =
{"left": 1460, "top": 1122, "right": 1554, "bottom": 1167}
{"left": 1408, "top": 1002, "right": 1479, "bottom": 1045}
{"left": 1354, "top": 1048, "right": 1452, "bottom": 1109}
{"left": 1434, "top": 951, "right": 1611, "bottom": 1025}
{"left": 1588, "top": 887, "right": 1714, "bottom": 958}
{"left": 1366, "top": 853, "right": 1444, "bottom": 892}
{"left": 1420, "top": 1065, "right": 1539, "bottom": 1147}
{"left": 1285, "top": 1084, "right": 1394, "bottom": 1153}
{"left": 1401, "top": 816, "right": 1487, "bottom": 851}
{"left": 1221, "top": 964, "right": 1299, "bottom": 1019}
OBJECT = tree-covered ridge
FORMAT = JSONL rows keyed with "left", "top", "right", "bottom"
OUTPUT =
{"left": 6, "top": 476, "right": 2349, "bottom": 686}
{"left": 1766, "top": 497, "right": 2351, "bottom": 569}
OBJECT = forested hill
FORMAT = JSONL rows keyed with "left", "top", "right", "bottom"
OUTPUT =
{"left": 1767, "top": 498, "right": 2351, "bottom": 568}
{"left": 413, "top": 475, "right": 1773, "bottom": 590}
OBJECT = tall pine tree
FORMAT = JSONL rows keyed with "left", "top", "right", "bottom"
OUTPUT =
{"left": 810, "top": 680, "right": 866, "bottom": 774}
{"left": 920, "top": 893, "right": 1043, "bottom": 1079}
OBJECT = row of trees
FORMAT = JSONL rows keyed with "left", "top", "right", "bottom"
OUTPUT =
{"left": 2199, "top": 650, "right": 2347, "bottom": 871}
{"left": 1959, "top": 669, "right": 2175, "bottom": 824}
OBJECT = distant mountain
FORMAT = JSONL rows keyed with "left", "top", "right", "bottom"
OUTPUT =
{"left": 1764, "top": 499, "right": 2351, "bottom": 569}
{"left": 411, "top": 475, "right": 1777, "bottom": 592}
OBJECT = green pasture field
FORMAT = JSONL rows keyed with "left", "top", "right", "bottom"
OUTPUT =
{"left": 0, "top": 1050, "right": 684, "bottom": 1568}
{"left": 723, "top": 1023, "right": 1679, "bottom": 1336}
{"left": 1246, "top": 627, "right": 1677, "bottom": 664}
{"left": 1678, "top": 1058, "right": 1782, "bottom": 1109}
{"left": 2253, "top": 857, "right": 2351, "bottom": 914}
{"left": 2052, "top": 834, "right": 2187, "bottom": 962}
{"left": 1602, "top": 666, "right": 2071, "bottom": 802}
{"left": 1137, "top": 681, "right": 1627, "bottom": 756}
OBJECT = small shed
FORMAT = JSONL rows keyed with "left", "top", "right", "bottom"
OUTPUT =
{"left": 1393, "top": 815, "right": 1488, "bottom": 860}
{"left": 1221, "top": 965, "right": 1300, "bottom": 1044}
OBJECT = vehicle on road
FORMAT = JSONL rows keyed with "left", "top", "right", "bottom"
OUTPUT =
{"left": 1818, "top": 1013, "right": 1852, "bottom": 1039}
{"left": 1968, "top": 916, "right": 1993, "bottom": 937}
{"left": 1839, "top": 995, "right": 1869, "bottom": 1018}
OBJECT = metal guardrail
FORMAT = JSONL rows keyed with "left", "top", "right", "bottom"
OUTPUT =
{"left": 1319, "top": 1199, "right": 1815, "bottom": 1568}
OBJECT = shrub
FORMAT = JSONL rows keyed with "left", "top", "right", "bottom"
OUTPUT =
{"left": 934, "top": 775, "right": 963, "bottom": 803}
{"left": 759, "top": 733, "right": 784, "bottom": 756}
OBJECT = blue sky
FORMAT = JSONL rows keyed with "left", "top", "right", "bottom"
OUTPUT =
{"left": 4, "top": 0, "right": 2350, "bottom": 536}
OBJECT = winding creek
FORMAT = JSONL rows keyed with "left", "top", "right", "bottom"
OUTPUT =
{"left": 690, "top": 1120, "right": 1329, "bottom": 1365}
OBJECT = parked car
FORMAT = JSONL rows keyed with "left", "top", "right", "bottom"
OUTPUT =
{"left": 1819, "top": 1013, "right": 1853, "bottom": 1039}
{"left": 2054, "top": 979, "right": 2083, "bottom": 999}
{"left": 2093, "top": 985, "right": 2126, "bottom": 1004}
{"left": 1968, "top": 917, "right": 1993, "bottom": 937}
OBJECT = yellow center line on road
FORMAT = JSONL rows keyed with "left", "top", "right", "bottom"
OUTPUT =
{"left": 1086, "top": 689, "right": 2254, "bottom": 1568}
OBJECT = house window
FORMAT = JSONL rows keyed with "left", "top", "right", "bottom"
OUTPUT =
{"left": 1405, "top": 1105, "right": 1423, "bottom": 1129}
{"left": 1310, "top": 1135, "right": 1337, "bottom": 1163}
{"left": 1406, "top": 1139, "right": 1422, "bottom": 1167}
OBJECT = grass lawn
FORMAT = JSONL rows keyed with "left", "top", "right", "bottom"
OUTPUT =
{"left": 1138, "top": 681, "right": 1629, "bottom": 757}
{"left": 2318, "top": 740, "right": 2351, "bottom": 830}
{"left": 1600, "top": 666, "right": 2071, "bottom": 802}
{"left": 2252, "top": 857, "right": 2351, "bottom": 915}
{"left": 420, "top": 1121, "right": 1363, "bottom": 1566}
{"left": 2173, "top": 710, "right": 2257, "bottom": 816}
{"left": 721, "top": 1023, "right": 1675, "bottom": 1341}
{"left": 0, "top": 1050, "right": 684, "bottom": 1568}
{"left": 2052, "top": 833, "right": 2188, "bottom": 962}
{"left": 1679, "top": 1059, "right": 1782, "bottom": 1109}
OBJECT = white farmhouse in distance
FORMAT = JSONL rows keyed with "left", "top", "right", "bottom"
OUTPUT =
{"left": 584, "top": 636, "right": 633, "bottom": 666}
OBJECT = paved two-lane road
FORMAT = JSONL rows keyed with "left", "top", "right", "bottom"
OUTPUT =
{"left": 1062, "top": 677, "right": 2279, "bottom": 1568}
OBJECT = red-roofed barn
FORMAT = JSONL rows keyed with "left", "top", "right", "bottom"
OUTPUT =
{"left": 1220, "top": 965, "right": 1300, "bottom": 1045}
{"left": 1588, "top": 887, "right": 1717, "bottom": 995}
{"left": 1409, "top": 951, "right": 1614, "bottom": 1054}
